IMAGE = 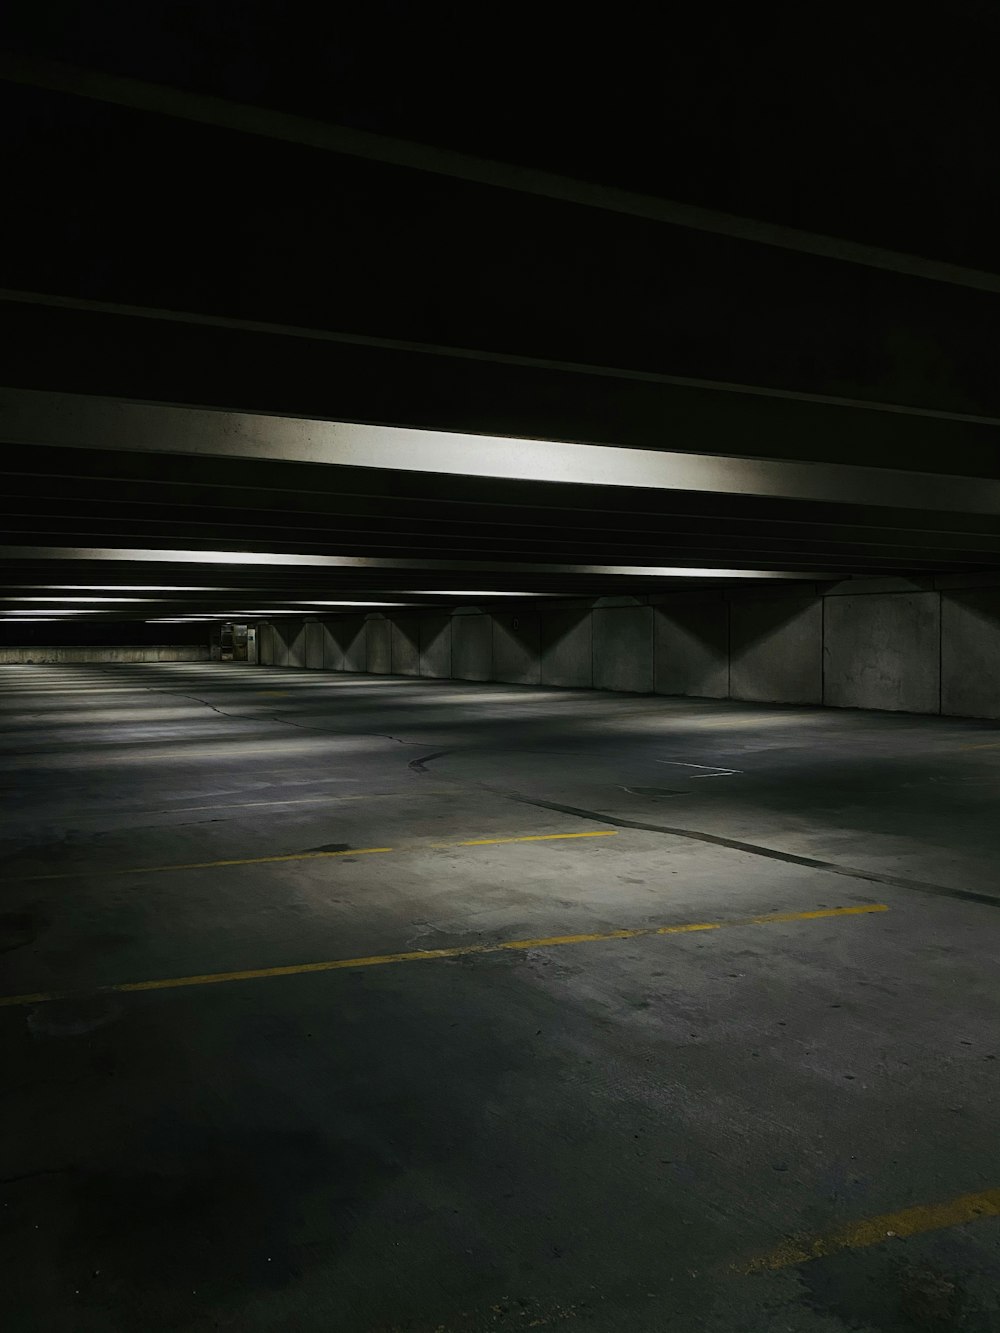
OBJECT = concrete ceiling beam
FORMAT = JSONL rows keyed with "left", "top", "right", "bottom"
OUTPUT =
{"left": 4, "top": 387, "right": 1000, "bottom": 517}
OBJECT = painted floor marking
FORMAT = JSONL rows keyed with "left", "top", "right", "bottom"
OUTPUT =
{"left": 0, "top": 904, "right": 886, "bottom": 1008}
{"left": 10, "top": 829, "right": 618, "bottom": 882}
{"left": 740, "top": 1185, "right": 1000, "bottom": 1272}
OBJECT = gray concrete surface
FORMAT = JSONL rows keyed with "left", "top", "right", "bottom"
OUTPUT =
{"left": 257, "top": 575, "right": 1000, "bottom": 718}
{"left": 366, "top": 616, "right": 392, "bottom": 675}
{"left": 304, "top": 621, "right": 323, "bottom": 670}
{"left": 492, "top": 610, "right": 542, "bottom": 685}
{"left": 390, "top": 616, "right": 421, "bottom": 676}
{"left": 653, "top": 595, "right": 730, "bottom": 698}
{"left": 257, "top": 623, "right": 272, "bottom": 665}
{"left": 2, "top": 664, "right": 1000, "bottom": 1332}
{"left": 541, "top": 609, "right": 593, "bottom": 687}
{"left": 729, "top": 595, "right": 823, "bottom": 704}
{"left": 941, "top": 588, "right": 1000, "bottom": 719}
{"left": 0, "top": 645, "right": 210, "bottom": 663}
{"left": 336, "top": 616, "right": 367, "bottom": 673}
{"left": 419, "top": 614, "right": 452, "bottom": 678}
{"left": 451, "top": 612, "right": 493, "bottom": 681}
{"left": 825, "top": 592, "right": 941, "bottom": 714}
{"left": 593, "top": 604, "right": 653, "bottom": 693}
{"left": 319, "top": 622, "right": 342, "bottom": 670}
{"left": 276, "top": 623, "right": 293, "bottom": 667}
{"left": 287, "top": 620, "right": 307, "bottom": 670}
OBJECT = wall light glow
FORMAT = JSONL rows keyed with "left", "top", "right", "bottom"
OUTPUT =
{"left": 0, "top": 548, "right": 827, "bottom": 578}
{"left": 402, "top": 591, "right": 550, "bottom": 597}
{"left": 42, "top": 585, "right": 229, "bottom": 592}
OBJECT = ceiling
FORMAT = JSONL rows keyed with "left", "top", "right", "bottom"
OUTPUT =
{"left": 2, "top": 6, "right": 1000, "bottom": 627}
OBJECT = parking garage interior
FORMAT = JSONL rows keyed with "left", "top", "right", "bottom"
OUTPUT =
{"left": 3, "top": 9, "right": 1000, "bottom": 1332}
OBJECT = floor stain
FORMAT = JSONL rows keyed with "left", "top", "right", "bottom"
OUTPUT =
{"left": 0, "top": 909, "right": 45, "bottom": 952}
{"left": 26, "top": 995, "right": 124, "bottom": 1038}
{"left": 50, "top": 1125, "right": 400, "bottom": 1326}
{"left": 800, "top": 1249, "right": 1000, "bottom": 1331}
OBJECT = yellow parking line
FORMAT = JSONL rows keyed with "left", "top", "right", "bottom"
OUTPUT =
{"left": 13, "top": 830, "right": 618, "bottom": 882}
{"left": 0, "top": 903, "right": 886, "bottom": 1008}
{"left": 740, "top": 1185, "right": 1000, "bottom": 1272}
{"left": 432, "top": 832, "right": 615, "bottom": 849}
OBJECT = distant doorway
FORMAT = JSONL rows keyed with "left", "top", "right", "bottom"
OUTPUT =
{"left": 228, "top": 623, "right": 249, "bottom": 662}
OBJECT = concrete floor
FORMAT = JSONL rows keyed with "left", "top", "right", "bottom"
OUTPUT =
{"left": 2, "top": 664, "right": 1000, "bottom": 1332}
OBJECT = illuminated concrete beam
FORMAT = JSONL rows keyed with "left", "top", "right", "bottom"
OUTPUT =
{"left": 2, "top": 387, "right": 1000, "bottom": 515}
{"left": 0, "top": 547, "right": 826, "bottom": 579}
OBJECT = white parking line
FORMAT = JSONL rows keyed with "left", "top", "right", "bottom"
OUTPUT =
{"left": 656, "top": 760, "right": 743, "bottom": 777}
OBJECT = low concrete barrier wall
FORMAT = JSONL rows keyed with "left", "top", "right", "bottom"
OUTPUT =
{"left": 0, "top": 645, "right": 211, "bottom": 664}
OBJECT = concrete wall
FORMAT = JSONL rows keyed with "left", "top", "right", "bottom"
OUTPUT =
{"left": 730, "top": 595, "right": 822, "bottom": 704}
{"left": 493, "top": 610, "right": 541, "bottom": 684}
{"left": 366, "top": 617, "right": 392, "bottom": 674}
{"left": 593, "top": 604, "right": 653, "bottom": 693}
{"left": 419, "top": 615, "right": 452, "bottom": 678}
{"left": 940, "top": 588, "right": 1000, "bottom": 719}
{"left": 326, "top": 616, "right": 366, "bottom": 672}
{"left": 825, "top": 592, "right": 940, "bottom": 713}
{"left": 452, "top": 613, "right": 493, "bottom": 681}
{"left": 287, "top": 619, "right": 307, "bottom": 669}
{"left": 390, "top": 616, "right": 421, "bottom": 675}
{"left": 541, "top": 609, "right": 593, "bottom": 687}
{"left": 653, "top": 595, "right": 729, "bottom": 698}
{"left": 252, "top": 572, "right": 1000, "bottom": 719}
{"left": 319, "top": 622, "right": 342, "bottom": 670}
{"left": 0, "top": 645, "right": 211, "bottom": 664}
{"left": 270, "top": 621, "right": 291, "bottom": 667}
{"left": 259, "top": 623, "right": 274, "bottom": 665}
{"left": 304, "top": 620, "right": 324, "bottom": 669}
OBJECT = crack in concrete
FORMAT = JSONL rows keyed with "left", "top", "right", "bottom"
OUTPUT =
{"left": 146, "top": 686, "right": 428, "bottom": 747}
